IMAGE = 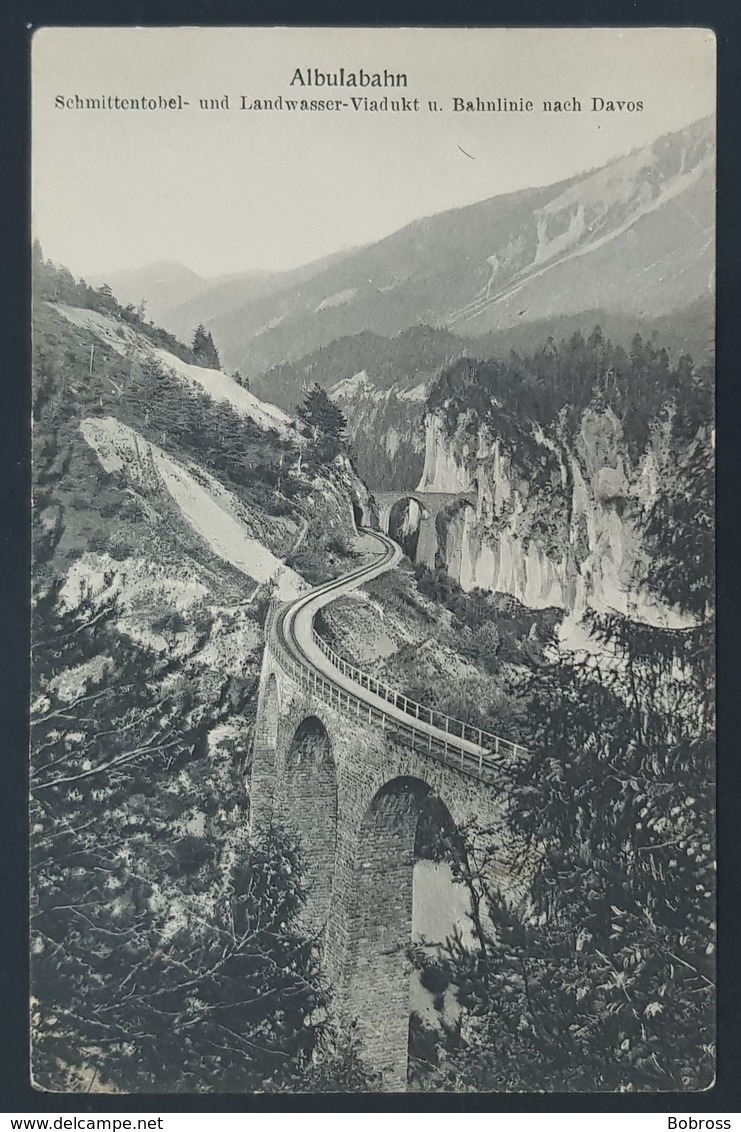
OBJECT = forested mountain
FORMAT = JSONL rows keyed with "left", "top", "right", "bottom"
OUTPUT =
{"left": 88, "top": 249, "right": 356, "bottom": 342}
{"left": 246, "top": 298, "right": 713, "bottom": 491}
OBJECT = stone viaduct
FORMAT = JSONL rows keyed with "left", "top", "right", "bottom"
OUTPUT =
{"left": 249, "top": 531, "right": 527, "bottom": 1090}
{"left": 373, "top": 490, "right": 477, "bottom": 569}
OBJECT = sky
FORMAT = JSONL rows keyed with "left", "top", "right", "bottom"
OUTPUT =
{"left": 32, "top": 27, "right": 716, "bottom": 280}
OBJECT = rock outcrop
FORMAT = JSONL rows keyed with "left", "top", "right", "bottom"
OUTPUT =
{"left": 420, "top": 404, "right": 696, "bottom": 627}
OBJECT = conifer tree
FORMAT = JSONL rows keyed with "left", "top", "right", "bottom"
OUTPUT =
{"left": 191, "top": 324, "right": 221, "bottom": 370}
{"left": 96, "top": 283, "right": 116, "bottom": 311}
{"left": 297, "top": 382, "right": 349, "bottom": 463}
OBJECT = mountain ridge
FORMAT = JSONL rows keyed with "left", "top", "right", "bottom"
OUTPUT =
{"left": 197, "top": 116, "right": 714, "bottom": 378}
{"left": 87, "top": 260, "right": 212, "bottom": 325}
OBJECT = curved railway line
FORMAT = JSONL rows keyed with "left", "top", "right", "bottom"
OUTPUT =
{"left": 268, "top": 528, "right": 527, "bottom": 782}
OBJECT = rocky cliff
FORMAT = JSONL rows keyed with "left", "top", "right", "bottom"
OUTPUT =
{"left": 415, "top": 343, "right": 713, "bottom": 628}
{"left": 332, "top": 372, "right": 429, "bottom": 490}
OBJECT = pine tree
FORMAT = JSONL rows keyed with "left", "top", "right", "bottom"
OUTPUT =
{"left": 297, "top": 383, "right": 348, "bottom": 463}
{"left": 96, "top": 283, "right": 116, "bottom": 311}
{"left": 32, "top": 237, "right": 46, "bottom": 283}
{"left": 191, "top": 324, "right": 221, "bottom": 370}
{"left": 298, "top": 383, "right": 347, "bottom": 441}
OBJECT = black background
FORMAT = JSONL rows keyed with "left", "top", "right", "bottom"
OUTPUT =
{"left": 2, "top": 0, "right": 739, "bottom": 1114}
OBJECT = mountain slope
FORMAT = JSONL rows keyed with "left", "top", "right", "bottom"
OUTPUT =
{"left": 32, "top": 252, "right": 374, "bottom": 609}
{"left": 450, "top": 158, "right": 713, "bottom": 335}
{"left": 201, "top": 117, "right": 713, "bottom": 378}
{"left": 30, "top": 259, "right": 387, "bottom": 1093}
{"left": 88, "top": 261, "right": 211, "bottom": 325}
{"left": 158, "top": 246, "right": 356, "bottom": 345}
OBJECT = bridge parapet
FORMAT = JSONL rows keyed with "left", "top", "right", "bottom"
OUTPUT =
{"left": 373, "top": 491, "right": 478, "bottom": 570}
{"left": 311, "top": 630, "right": 526, "bottom": 762}
{"left": 264, "top": 601, "right": 527, "bottom": 785}
{"left": 373, "top": 489, "right": 477, "bottom": 522}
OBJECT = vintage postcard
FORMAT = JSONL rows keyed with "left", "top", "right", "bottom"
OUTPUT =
{"left": 30, "top": 26, "right": 716, "bottom": 1093}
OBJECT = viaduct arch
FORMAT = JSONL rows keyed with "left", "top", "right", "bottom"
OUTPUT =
{"left": 374, "top": 490, "right": 477, "bottom": 568}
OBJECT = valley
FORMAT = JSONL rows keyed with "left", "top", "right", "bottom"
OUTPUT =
{"left": 30, "top": 109, "right": 715, "bottom": 1094}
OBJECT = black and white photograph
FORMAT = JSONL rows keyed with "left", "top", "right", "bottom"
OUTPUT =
{"left": 29, "top": 26, "right": 716, "bottom": 1095}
